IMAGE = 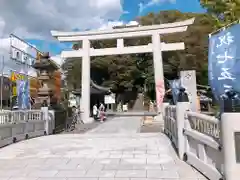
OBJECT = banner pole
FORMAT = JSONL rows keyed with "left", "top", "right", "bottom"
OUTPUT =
{"left": 209, "top": 19, "right": 240, "bottom": 37}
{"left": 10, "top": 70, "right": 13, "bottom": 110}
{"left": 0, "top": 55, "right": 4, "bottom": 110}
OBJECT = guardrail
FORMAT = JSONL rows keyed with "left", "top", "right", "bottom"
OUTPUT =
{"left": 164, "top": 105, "right": 177, "bottom": 147}
{"left": 0, "top": 108, "right": 54, "bottom": 148}
{"left": 164, "top": 91, "right": 240, "bottom": 180}
{"left": 0, "top": 110, "right": 44, "bottom": 124}
{"left": 184, "top": 111, "right": 223, "bottom": 180}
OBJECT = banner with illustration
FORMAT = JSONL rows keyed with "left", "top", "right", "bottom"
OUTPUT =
{"left": 208, "top": 23, "right": 240, "bottom": 100}
{"left": 11, "top": 71, "right": 27, "bottom": 96}
{"left": 16, "top": 80, "right": 30, "bottom": 109}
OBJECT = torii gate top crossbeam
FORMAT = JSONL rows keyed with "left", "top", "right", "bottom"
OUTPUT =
{"left": 51, "top": 18, "right": 195, "bottom": 41}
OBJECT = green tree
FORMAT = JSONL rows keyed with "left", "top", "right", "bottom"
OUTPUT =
{"left": 200, "top": 0, "right": 240, "bottom": 28}
{"left": 138, "top": 10, "right": 215, "bottom": 85}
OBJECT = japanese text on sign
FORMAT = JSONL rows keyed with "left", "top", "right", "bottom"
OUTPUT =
{"left": 208, "top": 24, "right": 240, "bottom": 100}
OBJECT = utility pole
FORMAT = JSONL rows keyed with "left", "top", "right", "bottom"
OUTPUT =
{"left": 0, "top": 55, "right": 4, "bottom": 110}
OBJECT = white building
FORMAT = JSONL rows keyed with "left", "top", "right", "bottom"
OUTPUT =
{"left": 0, "top": 36, "right": 38, "bottom": 78}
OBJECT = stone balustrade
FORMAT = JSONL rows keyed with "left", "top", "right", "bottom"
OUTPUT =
{"left": 0, "top": 108, "right": 54, "bottom": 148}
{"left": 164, "top": 90, "right": 240, "bottom": 180}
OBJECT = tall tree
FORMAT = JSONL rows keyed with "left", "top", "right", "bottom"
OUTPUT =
{"left": 200, "top": 0, "right": 240, "bottom": 28}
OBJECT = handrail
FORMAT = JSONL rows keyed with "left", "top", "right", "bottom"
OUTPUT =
{"left": 186, "top": 111, "right": 219, "bottom": 124}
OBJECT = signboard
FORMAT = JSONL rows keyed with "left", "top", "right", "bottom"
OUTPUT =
{"left": 180, "top": 70, "right": 198, "bottom": 111}
{"left": 208, "top": 23, "right": 240, "bottom": 101}
{"left": 104, "top": 94, "right": 115, "bottom": 104}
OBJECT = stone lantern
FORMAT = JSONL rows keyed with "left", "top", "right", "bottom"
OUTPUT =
{"left": 33, "top": 52, "right": 58, "bottom": 107}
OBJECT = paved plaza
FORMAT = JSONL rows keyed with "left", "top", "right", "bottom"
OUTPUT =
{"left": 0, "top": 117, "right": 207, "bottom": 180}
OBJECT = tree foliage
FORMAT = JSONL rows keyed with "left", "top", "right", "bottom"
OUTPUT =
{"left": 200, "top": 0, "right": 240, "bottom": 28}
{"left": 63, "top": 10, "right": 215, "bottom": 95}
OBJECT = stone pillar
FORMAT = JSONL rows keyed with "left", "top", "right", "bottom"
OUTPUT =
{"left": 180, "top": 70, "right": 197, "bottom": 111}
{"left": 152, "top": 32, "right": 165, "bottom": 121}
{"left": 41, "top": 107, "right": 50, "bottom": 135}
{"left": 81, "top": 39, "right": 91, "bottom": 123}
{"left": 176, "top": 88, "right": 189, "bottom": 160}
{"left": 221, "top": 90, "right": 240, "bottom": 180}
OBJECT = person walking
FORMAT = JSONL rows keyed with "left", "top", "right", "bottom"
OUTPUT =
{"left": 93, "top": 104, "right": 98, "bottom": 120}
{"left": 99, "top": 103, "right": 105, "bottom": 122}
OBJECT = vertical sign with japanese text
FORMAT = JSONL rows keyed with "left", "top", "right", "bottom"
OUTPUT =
{"left": 180, "top": 70, "right": 198, "bottom": 111}
{"left": 208, "top": 23, "right": 240, "bottom": 100}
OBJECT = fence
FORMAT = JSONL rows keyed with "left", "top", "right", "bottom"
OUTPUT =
{"left": 54, "top": 109, "right": 67, "bottom": 133}
{"left": 164, "top": 91, "right": 240, "bottom": 180}
{"left": 0, "top": 108, "right": 54, "bottom": 148}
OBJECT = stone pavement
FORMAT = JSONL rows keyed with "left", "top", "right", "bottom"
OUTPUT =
{"left": 87, "top": 117, "right": 142, "bottom": 134}
{"left": 0, "top": 116, "right": 207, "bottom": 180}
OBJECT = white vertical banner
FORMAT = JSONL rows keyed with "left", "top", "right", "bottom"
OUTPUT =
{"left": 180, "top": 70, "right": 198, "bottom": 111}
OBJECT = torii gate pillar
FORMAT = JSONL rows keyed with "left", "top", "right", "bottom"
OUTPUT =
{"left": 152, "top": 32, "right": 165, "bottom": 114}
{"left": 82, "top": 39, "right": 91, "bottom": 122}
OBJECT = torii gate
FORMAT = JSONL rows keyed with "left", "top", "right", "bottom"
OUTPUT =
{"left": 51, "top": 18, "right": 194, "bottom": 123}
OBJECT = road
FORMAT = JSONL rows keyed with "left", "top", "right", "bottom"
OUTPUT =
{"left": 0, "top": 116, "right": 206, "bottom": 179}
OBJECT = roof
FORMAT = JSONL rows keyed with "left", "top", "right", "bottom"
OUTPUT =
{"left": 72, "top": 86, "right": 110, "bottom": 96}
{"left": 33, "top": 52, "right": 60, "bottom": 70}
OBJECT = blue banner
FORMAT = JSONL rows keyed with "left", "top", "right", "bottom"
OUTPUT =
{"left": 169, "top": 79, "right": 181, "bottom": 104}
{"left": 208, "top": 23, "right": 240, "bottom": 100}
{"left": 17, "top": 80, "right": 30, "bottom": 110}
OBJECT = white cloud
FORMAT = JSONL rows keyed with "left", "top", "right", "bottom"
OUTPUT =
{"left": 0, "top": 0, "right": 124, "bottom": 39}
{"left": 0, "top": 0, "right": 127, "bottom": 77}
{"left": 98, "top": 20, "right": 139, "bottom": 30}
{"left": 51, "top": 55, "right": 64, "bottom": 67}
{"left": 139, "top": 0, "right": 176, "bottom": 14}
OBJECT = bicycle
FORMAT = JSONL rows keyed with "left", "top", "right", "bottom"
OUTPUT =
{"left": 68, "top": 111, "right": 84, "bottom": 131}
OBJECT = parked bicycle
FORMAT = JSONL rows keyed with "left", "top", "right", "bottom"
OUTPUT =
{"left": 68, "top": 107, "right": 84, "bottom": 131}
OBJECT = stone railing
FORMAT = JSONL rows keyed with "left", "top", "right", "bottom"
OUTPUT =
{"left": 164, "top": 89, "right": 240, "bottom": 180}
{"left": 0, "top": 110, "right": 44, "bottom": 124}
{"left": 0, "top": 108, "right": 54, "bottom": 148}
{"left": 164, "top": 105, "right": 177, "bottom": 147}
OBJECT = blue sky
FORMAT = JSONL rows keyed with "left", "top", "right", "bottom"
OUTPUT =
{"left": 26, "top": 0, "right": 205, "bottom": 58}
{"left": 122, "top": 0, "right": 205, "bottom": 21}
